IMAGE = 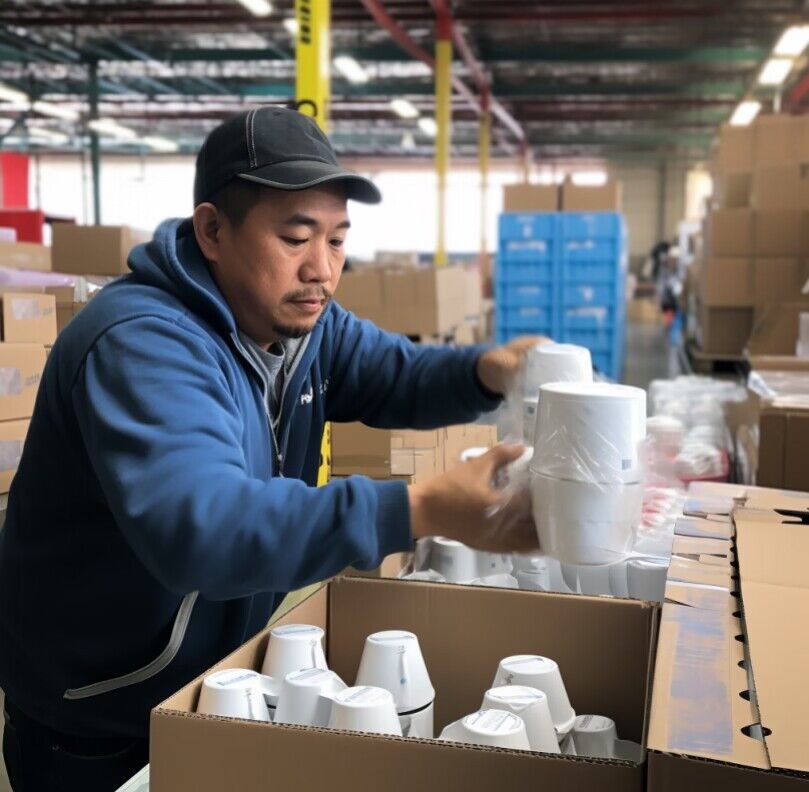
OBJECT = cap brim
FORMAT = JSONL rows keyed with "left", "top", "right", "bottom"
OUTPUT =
{"left": 237, "top": 160, "right": 382, "bottom": 204}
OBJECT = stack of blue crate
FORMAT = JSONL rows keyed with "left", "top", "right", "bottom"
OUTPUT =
{"left": 495, "top": 211, "right": 627, "bottom": 381}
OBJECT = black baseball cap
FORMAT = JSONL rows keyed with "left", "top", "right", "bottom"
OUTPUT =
{"left": 193, "top": 106, "right": 382, "bottom": 206}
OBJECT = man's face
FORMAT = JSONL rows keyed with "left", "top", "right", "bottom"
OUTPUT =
{"left": 202, "top": 183, "right": 350, "bottom": 345}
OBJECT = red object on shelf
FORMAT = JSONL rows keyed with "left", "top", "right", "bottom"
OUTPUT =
{"left": 678, "top": 449, "right": 732, "bottom": 485}
{"left": 0, "top": 209, "right": 46, "bottom": 243}
{"left": 0, "top": 153, "right": 29, "bottom": 209}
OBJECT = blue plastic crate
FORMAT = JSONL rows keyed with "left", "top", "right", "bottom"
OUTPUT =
{"left": 499, "top": 212, "right": 557, "bottom": 242}
{"left": 591, "top": 351, "right": 621, "bottom": 380}
{"left": 562, "top": 305, "right": 620, "bottom": 331}
{"left": 560, "top": 239, "right": 622, "bottom": 263}
{"left": 496, "top": 259, "right": 555, "bottom": 284}
{"left": 496, "top": 280, "right": 554, "bottom": 308}
{"left": 497, "top": 304, "right": 554, "bottom": 329}
{"left": 559, "top": 260, "right": 622, "bottom": 285}
{"left": 498, "top": 238, "right": 555, "bottom": 262}
{"left": 561, "top": 283, "right": 620, "bottom": 308}
{"left": 559, "top": 212, "right": 624, "bottom": 240}
{"left": 560, "top": 328, "right": 617, "bottom": 353}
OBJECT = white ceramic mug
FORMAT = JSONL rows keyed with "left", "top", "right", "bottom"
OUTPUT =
{"left": 493, "top": 655, "right": 576, "bottom": 737}
{"left": 428, "top": 537, "right": 479, "bottom": 584}
{"left": 572, "top": 714, "right": 618, "bottom": 758}
{"left": 261, "top": 624, "right": 327, "bottom": 680}
{"left": 327, "top": 686, "right": 403, "bottom": 736}
{"left": 626, "top": 557, "right": 668, "bottom": 602}
{"left": 197, "top": 668, "right": 275, "bottom": 722}
{"left": 482, "top": 686, "right": 560, "bottom": 753}
{"left": 439, "top": 709, "right": 531, "bottom": 750}
{"left": 274, "top": 668, "right": 347, "bottom": 728}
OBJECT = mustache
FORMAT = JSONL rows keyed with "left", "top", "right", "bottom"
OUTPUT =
{"left": 284, "top": 287, "right": 332, "bottom": 303}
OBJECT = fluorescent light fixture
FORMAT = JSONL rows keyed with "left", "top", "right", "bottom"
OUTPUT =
{"left": 283, "top": 18, "right": 298, "bottom": 35}
{"left": 0, "top": 82, "right": 27, "bottom": 104}
{"left": 730, "top": 100, "right": 761, "bottom": 126}
{"left": 141, "top": 135, "right": 179, "bottom": 152}
{"left": 32, "top": 100, "right": 79, "bottom": 121}
{"left": 236, "top": 0, "right": 272, "bottom": 16}
{"left": 390, "top": 98, "right": 419, "bottom": 119}
{"left": 571, "top": 170, "right": 608, "bottom": 187}
{"left": 758, "top": 57, "right": 793, "bottom": 86}
{"left": 29, "top": 128, "right": 69, "bottom": 145}
{"left": 537, "top": 171, "right": 565, "bottom": 186}
{"left": 333, "top": 55, "right": 368, "bottom": 85}
{"left": 418, "top": 117, "right": 438, "bottom": 137}
{"left": 88, "top": 118, "right": 138, "bottom": 140}
{"left": 774, "top": 24, "right": 809, "bottom": 57}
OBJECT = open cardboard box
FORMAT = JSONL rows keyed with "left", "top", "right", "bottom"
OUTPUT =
{"left": 648, "top": 487, "right": 809, "bottom": 790}
{"left": 151, "top": 578, "right": 658, "bottom": 792}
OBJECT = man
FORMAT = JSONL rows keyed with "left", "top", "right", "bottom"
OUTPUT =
{"left": 0, "top": 107, "right": 539, "bottom": 791}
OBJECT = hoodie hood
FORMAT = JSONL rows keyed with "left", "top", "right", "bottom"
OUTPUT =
{"left": 127, "top": 217, "right": 237, "bottom": 338}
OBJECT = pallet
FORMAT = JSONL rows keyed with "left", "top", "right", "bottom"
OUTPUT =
{"left": 685, "top": 340, "right": 745, "bottom": 376}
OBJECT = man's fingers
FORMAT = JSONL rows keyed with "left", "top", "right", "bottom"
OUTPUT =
{"left": 477, "top": 442, "right": 525, "bottom": 476}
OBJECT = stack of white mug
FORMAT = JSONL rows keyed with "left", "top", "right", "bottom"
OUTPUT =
{"left": 196, "top": 624, "right": 640, "bottom": 760}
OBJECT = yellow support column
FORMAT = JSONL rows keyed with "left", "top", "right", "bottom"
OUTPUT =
{"left": 479, "top": 104, "right": 491, "bottom": 291}
{"left": 435, "top": 20, "right": 452, "bottom": 268}
{"left": 295, "top": 0, "right": 332, "bottom": 130}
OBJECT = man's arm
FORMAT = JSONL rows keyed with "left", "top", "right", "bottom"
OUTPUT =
{"left": 325, "top": 304, "right": 502, "bottom": 428}
{"left": 72, "top": 315, "right": 414, "bottom": 600}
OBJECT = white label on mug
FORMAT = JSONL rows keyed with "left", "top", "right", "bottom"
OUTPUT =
{"left": 272, "top": 625, "right": 321, "bottom": 636}
{"left": 344, "top": 687, "right": 386, "bottom": 704}
{"left": 490, "top": 687, "right": 543, "bottom": 707}
{"left": 370, "top": 632, "right": 415, "bottom": 643}
{"left": 576, "top": 715, "right": 614, "bottom": 733}
{"left": 469, "top": 710, "right": 521, "bottom": 734}
{"left": 504, "top": 656, "right": 551, "bottom": 673}
{"left": 288, "top": 668, "right": 331, "bottom": 683}
{"left": 211, "top": 669, "right": 257, "bottom": 687}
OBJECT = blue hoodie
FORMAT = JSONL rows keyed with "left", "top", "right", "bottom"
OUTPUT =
{"left": 0, "top": 218, "right": 500, "bottom": 739}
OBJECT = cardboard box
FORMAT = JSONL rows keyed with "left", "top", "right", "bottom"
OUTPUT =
{"left": 703, "top": 209, "right": 754, "bottom": 257}
{"left": 151, "top": 577, "right": 658, "bottom": 792}
{"left": 561, "top": 180, "right": 622, "bottom": 212}
{"left": 0, "top": 293, "right": 56, "bottom": 344}
{"left": 0, "top": 343, "right": 46, "bottom": 421}
{"left": 0, "top": 418, "right": 29, "bottom": 493}
{"left": 337, "top": 267, "right": 467, "bottom": 337}
{"left": 626, "top": 298, "right": 662, "bottom": 323}
{"left": 751, "top": 165, "right": 809, "bottom": 211}
{"left": 752, "top": 258, "right": 806, "bottom": 318}
{"left": 752, "top": 114, "right": 804, "bottom": 168}
{"left": 503, "top": 184, "right": 559, "bottom": 212}
{"left": 757, "top": 404, "right": 809, "bottom": 491}
{"left": 346, "top": 552, "right": 409, "bottom": 580}
{"left": 463, "top": 267, "right": 483, "bottom": 317}
{"left": 0, "top": 241, "right": 51, "bottom": 272}
{"left": 442, "top": 423, "right": 498, "bottom": 472}
{"left": 699, "top": 258, "right": 753, "bottom": 307}
{"left": 698, "top": 304, "right": 753, "bottom": 356}
{"left": 747, "top": 301, "right": 809, "bottom": 360}
{"left": 753, "top": 211, "right": 808, "bottom": 257}
{"left": 712, "top": 171, "right": 752, "bottom": 209}
{"left": 648, "top": 492, "right": 809, "bottom": 790}
{"left": 715, "top": 123, "right": 754, "bottom": 172}
{"left": 51, "top": 224, "right": 150, "bottom": 276}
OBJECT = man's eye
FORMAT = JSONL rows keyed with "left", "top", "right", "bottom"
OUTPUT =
{"left": 283, "top": 237, "right": 307, "bottom": 246}
{"left": 330, "top": 239, "right": 345, "bottom": 248}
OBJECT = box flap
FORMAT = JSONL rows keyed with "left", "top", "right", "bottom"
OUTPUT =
{"left": 664, "top": 581, "right": 733, "bottom": 611}
{"left": 674, "top": 516, "right": 732, "bottom": 541}
{"left": 735, "top": 508, "right": 809, "bottom": 773}
{"left": 667, "top": 556, "right": 732, "bottom": 588}
{"left": 671, "top": 535, "right": 731, "bottom": 558}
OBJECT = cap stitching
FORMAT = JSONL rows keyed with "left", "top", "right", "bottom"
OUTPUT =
{"left": 247, "top": 109, "right": 258, "bottom": 168}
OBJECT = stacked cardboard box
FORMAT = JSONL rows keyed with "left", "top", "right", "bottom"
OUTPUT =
{"left": 503, "top": 179, "right": 623, "bottom": 213}
{"left": 0, "top": 240, "right": 51, "bottom": 272}
{"left": 52, "top": 224, "right": 150, "bottom": 277}
{"left": 701, "top": 115, "right": 809, "bottom": 355}
{"left": 0, "top": 291, "right": 52, "bottom": 493}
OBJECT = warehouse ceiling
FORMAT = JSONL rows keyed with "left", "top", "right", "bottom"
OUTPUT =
{"left": 0, "top": 0, "right": 808, "bottom": 161}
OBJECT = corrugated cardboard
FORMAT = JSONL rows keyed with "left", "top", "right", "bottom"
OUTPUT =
{"left": 0, "top": 418, "right": 28, "bottom": 493}
{"left": 699, "top": 258, "right": 753, "bottom": 307}
{"left": 715, "top": 123, "right": 754, "bottom": 172}
{"left": 754, "top": 211, "right": 808, "bottom": 257}
{"left": 0, "top": 241, "right": 51, "bottom": 272}
{"left": 0, "top": 343, "right": 46, "bottom": 421}
{"left": 703, "top": 209, "right": 754, "bottom": 257}
{"left": 151, "top": 578, "right": 658, "bottom": 792}
{"left": 752, "top": 259, "right": 805, "bottom": 318}
{"left": 503, "top": 184, "right": 559, "bottom": 212}
{"left": 751, "top": 166, "right": 809, "bottom": 211}
{"left": 561, "top": 180, "right": 623, "bottom": 212}
{"left": 752, "top": 114, "right": 804, "bottom": 168}
{"left": 648, "top": 491, "right": 809, "bottom": 790}
{"left": 51, "top": 224, "right": 150, "bottom": 276}
{"left": 757, "top": 404, "right": 809, "bottom": 491}
{"left": 442, "top": 423, "right": 498, "bottom": 472}
{"left": 463, "top": 267, "right": 483, "bottom": 317}
{"left": 697, "top": 304, "right": 753, "bottom": 356}
{"left": 0, "top": 293, "right": 56, "bottom": 344}
{"left": 712, "top": 172, "right": 752, "bottom": 209}
{"left": 747, "top": 301, "right": 809, "bottom": 357}
{"left": 345, "top": 551, "right": 409, "bottom": 580}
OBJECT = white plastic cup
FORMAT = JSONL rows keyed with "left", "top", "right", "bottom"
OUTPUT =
{"left": 531, "top": 382, "right": 647, "bottom": 484}
{"left": 482, "top": 686, "right": 560, "bottom": 753}
{"left": 515, "top": 569, "right": 549, "bottom": 592}
{"left": 355, "top": 631, "right": 435, "bottom": 718}
{"left": 646, "top": 415, "right": 684, "bottom": 458}
{"left": 626, "top": 557, "right": 669, "bottom": 602}
{"left": 439, "top": 709, "right": 531, "bottom": 750}
{"left": 575, "top": 564, "right": 613, "bottom": 597}
{"left": 572, "top": 714, "right": 618, "bottom": 758}
{"left": 327, "top": 686, "right": 403, "bottom": 736}
{"left": 470, "top": 573, "right": 520, "bottom": 589}
{"left": 531, "top": 473, "right": 643, "bottom": 565}
{"left": 261, "top": 624, "right": 327, "bottom": 681}
{"left": 608, "top": 561, "right": 630, "bottom": 597}
{"left": 524, "top": 343, "right": 593, "bottom": 397}
{"left": 197, "top": 668, "right": 274, "bottom": 722}
{"left": 476, "top": 551, "right": 513, "bottom": 578}
{"left": 560, "top": 563, "right": 581, "bottom": 593}
{"left": 274, "top": 668, "right": 347, "bottom": 727}
{"left": 523, "top": 397, "right": 539, "bottom": 443}
{"left": 428, "top": 537, "right": 479, "bottom": 584}
{"left": 398, "top": 702, "right": 434, "bottom": 738}
{"left": 546, "top": 557, "right": 574, "bottom": 593}
{"left": 492, "top": 655, "right": 576, "bottom": 737}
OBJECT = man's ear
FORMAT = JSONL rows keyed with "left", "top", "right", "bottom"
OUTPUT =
{"left": 192, "top": 202, "right": 223, "bottom": 263}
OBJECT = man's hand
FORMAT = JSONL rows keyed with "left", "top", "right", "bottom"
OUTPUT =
{"left": 408, "top": 444, "right": 539, "bottom": 554}
{"left": 476, "top": 336, "right": 552, "bottom": 396}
